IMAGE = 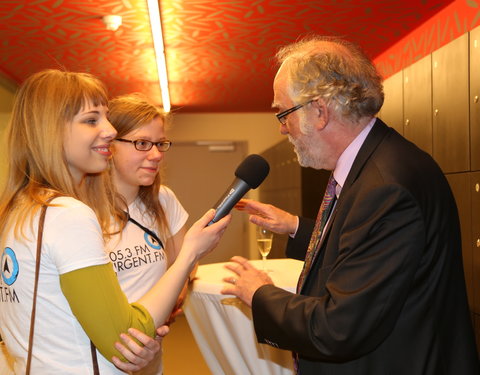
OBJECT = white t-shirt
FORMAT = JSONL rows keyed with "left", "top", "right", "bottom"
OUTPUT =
{"left": 106, "top": 186, "right": 188, "bottom": 302}
{"left": 105, "top": 186, "right": 188, "bottom": 375}
{"left": 0, "top": 197, "right": 119, "bottom": 374}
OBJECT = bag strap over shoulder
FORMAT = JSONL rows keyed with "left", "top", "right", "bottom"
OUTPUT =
{"left": 26, "top": 203, "right": 48, "bottom": 375}
{"left": 90, "top": 341, "right": 100, "bottom": 375}
{"left": 25, "top": 198, "right": 100, "bottom": 374}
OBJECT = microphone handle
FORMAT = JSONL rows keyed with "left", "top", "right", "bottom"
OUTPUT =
{"left": 208, "top": 179, "right": 250, "bottom": 225}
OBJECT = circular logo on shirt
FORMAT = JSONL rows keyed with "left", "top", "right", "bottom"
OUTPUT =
{"left": 144, "top": 232, "right": 161, "bottom": 250}
{"left": 1, "top": 247, "right": 19, "bottom": 286}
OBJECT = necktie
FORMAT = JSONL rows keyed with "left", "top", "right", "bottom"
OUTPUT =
{"left": 296, "top": 174, "right": 337, "bottom": 293}
{"left": 293, "top": 174, "right": 337, "bottom": 374}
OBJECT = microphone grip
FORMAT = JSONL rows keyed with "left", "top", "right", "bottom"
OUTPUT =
{"left": 208, "top": 179, "right": 250, "bottom": 226}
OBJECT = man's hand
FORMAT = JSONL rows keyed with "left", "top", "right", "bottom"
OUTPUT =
{"left": 221, "top": 256, "right": 274, "bottom": 307}
{"left": 235, "top": 199, "right": 298, "bottom": 235}
{"left": 112, "top": 325, "right": 169, "bottom": 372}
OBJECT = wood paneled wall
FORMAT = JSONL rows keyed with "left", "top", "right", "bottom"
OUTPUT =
{"left": 379, "top": 24, "right": 480, "bottom": 353}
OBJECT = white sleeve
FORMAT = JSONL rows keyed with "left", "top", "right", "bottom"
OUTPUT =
{"left": 158, "top": 185, "right": 189, "bottom": 236}
{"left": 43, "top": 197, "right": 110, "bottom": 275}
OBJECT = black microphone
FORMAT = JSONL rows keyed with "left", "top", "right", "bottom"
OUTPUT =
{"left": 208, "top": 154, "right": 270, "bottom": 225}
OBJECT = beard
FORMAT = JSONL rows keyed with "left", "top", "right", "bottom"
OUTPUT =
{"left": 288, "top": 134, "right": 317, "bottom": 168}
{"left": 288, "top": 119, "right": 319, "bottom": 168}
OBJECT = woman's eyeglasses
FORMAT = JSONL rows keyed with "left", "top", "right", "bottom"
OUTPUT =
{"left": 115, "top": 138, "right": 172, "bottom": 152}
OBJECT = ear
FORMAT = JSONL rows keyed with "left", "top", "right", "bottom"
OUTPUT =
{"left": 310, "top": 98, "right": 329, "bottom": 130}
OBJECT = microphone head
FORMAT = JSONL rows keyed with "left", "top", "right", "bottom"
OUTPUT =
{"left": 234, "top": 154, "right": 270, "bottom": 189}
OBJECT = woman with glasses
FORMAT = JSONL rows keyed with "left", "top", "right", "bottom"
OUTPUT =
{"left": 0, "top": 70, "right": 230, "bottom": 374}
{"left": 106, "top": 93, "right": 190, "bottom": 374}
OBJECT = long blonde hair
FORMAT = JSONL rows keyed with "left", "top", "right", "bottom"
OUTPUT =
{"left": 107, "top": 93, "right": 171, "bottom": 242}
{"left": 0, "top": 69, "right": 116, "bottom": 241}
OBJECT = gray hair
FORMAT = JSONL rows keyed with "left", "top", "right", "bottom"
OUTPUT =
{"left": 276, "top": 36, "right": 384, "bottom": 121}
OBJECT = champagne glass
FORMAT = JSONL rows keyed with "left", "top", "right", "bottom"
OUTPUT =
{"left": 256, "top": 226, "right": 273, "bottom": 271}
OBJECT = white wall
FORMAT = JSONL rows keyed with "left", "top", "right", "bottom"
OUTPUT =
{"left": 168, "top": 112, "right": 284, "bottom": 154}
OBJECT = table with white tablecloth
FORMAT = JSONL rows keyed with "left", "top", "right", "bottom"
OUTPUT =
{"left": 183, "top": 258, "right": 303, "bottom": 375}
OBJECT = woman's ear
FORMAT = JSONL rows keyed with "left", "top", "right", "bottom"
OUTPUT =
{"left": 310, "top": 98, "right": 329, "bottom": 130}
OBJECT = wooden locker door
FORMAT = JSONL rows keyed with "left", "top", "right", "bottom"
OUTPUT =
{"left": 471, "top": 172, "right": 480, "bottom": 314}
{"left": 432, "top": 34, "right": 470, "bottom": 173}
{"left": 379, "top": 70, "right": 404, "bottom": 135}
{"left": 403, "top": 54, "right": 433, "bottom": 155}
{"left": 445, "top": 173, "right": 473, "bottom": 309}
{"left": 470, "top": 26, "right": 480, "bottom": 171}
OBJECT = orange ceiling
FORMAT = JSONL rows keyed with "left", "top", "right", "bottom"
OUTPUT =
{"left": 0, "top": 0, "right": 453, "bottom": 113}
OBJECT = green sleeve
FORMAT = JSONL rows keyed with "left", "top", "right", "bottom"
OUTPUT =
{"left": 59, "top": 263, "right": 155, "bottom": 363}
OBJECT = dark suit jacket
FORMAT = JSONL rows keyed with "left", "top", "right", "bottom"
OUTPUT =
{"left": 252, "top": 119, "right": 479, "bottom": 374}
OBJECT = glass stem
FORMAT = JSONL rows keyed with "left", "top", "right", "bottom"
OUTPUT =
{"left": 262, "top": 255, "right": 267, "bottom": 271}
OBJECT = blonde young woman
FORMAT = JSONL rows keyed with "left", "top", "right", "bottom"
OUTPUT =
{"left": 0, "top": 70, "right": 230, "bottom": 374}
{"left": 106, "top": 93, "right": 189, "bottom": 374}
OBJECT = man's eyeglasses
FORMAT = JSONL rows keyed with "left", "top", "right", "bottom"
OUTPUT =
{"left": 115, "top": 138, "right": 172, "bottom": 152}
{"left": 275, "top": 101, "right": 311, "bottom": 125}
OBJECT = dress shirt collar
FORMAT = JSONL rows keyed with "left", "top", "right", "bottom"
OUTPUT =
{"left": 333, "top": 117, "right": 376, "bottom": 197}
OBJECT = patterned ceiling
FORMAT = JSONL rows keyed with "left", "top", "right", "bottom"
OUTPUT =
{"left": 0, "top": 0, "right": 456, "bottom": 113}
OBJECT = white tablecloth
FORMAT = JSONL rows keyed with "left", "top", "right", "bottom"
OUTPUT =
{"left": 184, "top": 258, "right": 303, "bottom": 375}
